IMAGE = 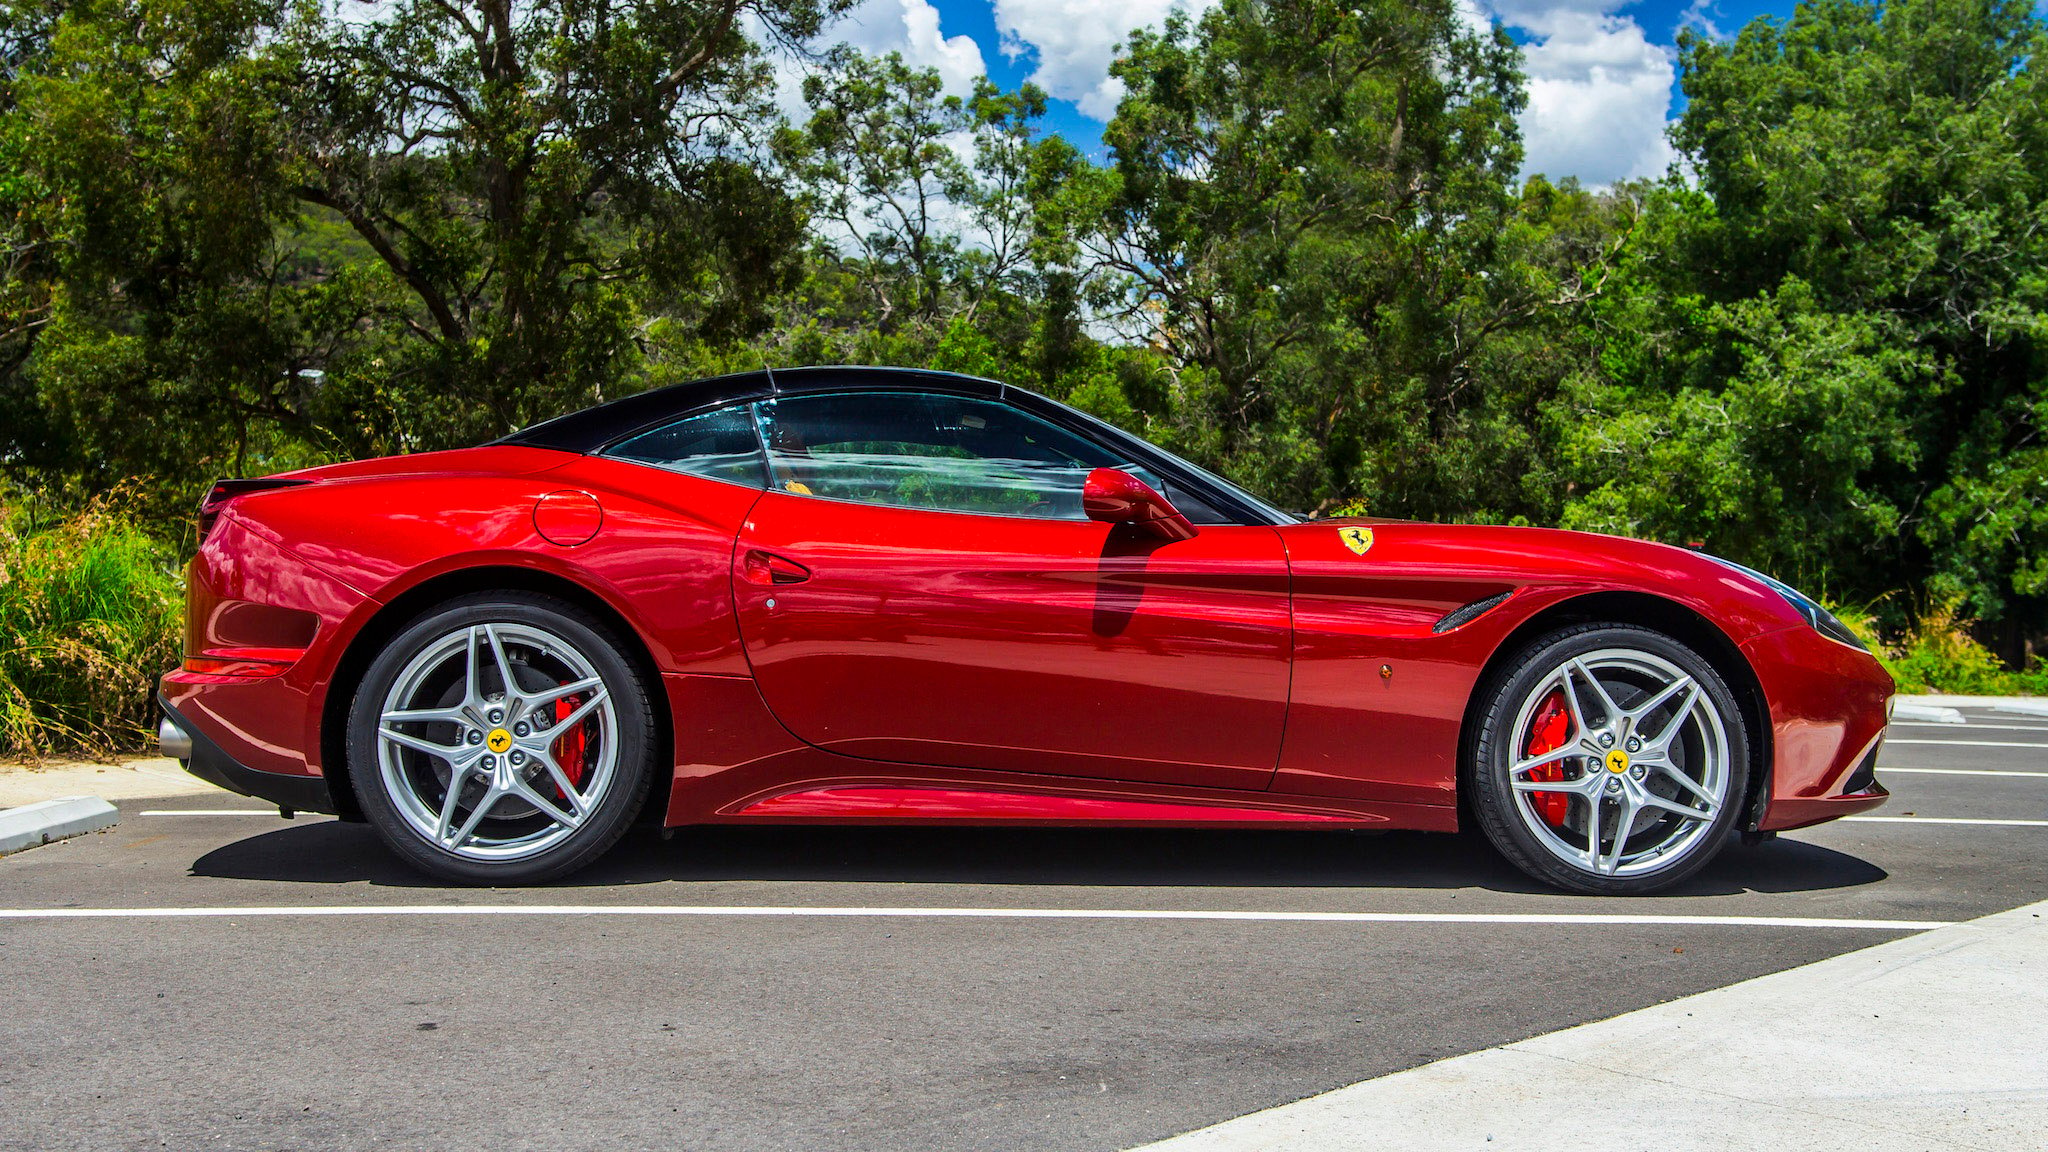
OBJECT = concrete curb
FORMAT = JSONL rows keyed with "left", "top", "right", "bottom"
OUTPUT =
{"left": 0, "top": 795, "right": 120, "bottom": 857}
{"left": 1891, "top": 702, "right": 1966, "bottom": 724}
{"left": 1132, "top": 898, "right": 2048, "bottom": 1150}
{"left": 1897, "top": 693, "right": 2048, "bottom": 709}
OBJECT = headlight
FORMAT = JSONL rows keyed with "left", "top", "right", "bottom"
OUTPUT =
{"left": 1707, "top": 556, "right": 1867, "bottom": 651}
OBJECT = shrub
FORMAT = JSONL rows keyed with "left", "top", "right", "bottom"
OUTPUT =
{"left": 0, "top": 503, "right": 183, "bottom": 759}
{"left": 1833, "top": 595, "right": 2048, "bottom": 697}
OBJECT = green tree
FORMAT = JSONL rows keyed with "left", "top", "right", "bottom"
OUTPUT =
{"left": 1070, "top": 0, "right": 1540, "bottom": 516}
{"left": 0, "top": 0, "right": 331, "bottom": 515}
{"left": 1558, "top": 0, "right": 2048, "bottom": 650}
{"left": 777, "top": 52, "right": 1077, "bottom": 336}
{"left": 0, "top": 0, "right": 840, "bottom": 515}
{"left": 281, "top": 0, "right": 838, "bottom": 443}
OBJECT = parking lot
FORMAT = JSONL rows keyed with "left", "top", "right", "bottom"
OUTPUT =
{"left": 1, "top": 707, "right": 2043, "bottom": 1151}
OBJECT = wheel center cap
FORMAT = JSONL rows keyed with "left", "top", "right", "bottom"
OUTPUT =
{"left": 486, "top": 728, "right": 513, "bottom": 754}
{"left": 1605, "top": 748, "right": 1630, "bottom": 774}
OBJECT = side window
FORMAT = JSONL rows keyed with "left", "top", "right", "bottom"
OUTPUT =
{"left": 759, "top": 393, "right": 1131, "bottom": 520}
{"left": 606, "top": 405, "right": 766, "bottom": 487}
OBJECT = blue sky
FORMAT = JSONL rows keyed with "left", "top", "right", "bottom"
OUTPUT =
{"left": 791, "top": 0, "right": 1802, "bottom": 185}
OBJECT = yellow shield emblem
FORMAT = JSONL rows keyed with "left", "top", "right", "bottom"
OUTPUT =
{"left": 1339, "top": 526, "right": 1375, "bottom": 556}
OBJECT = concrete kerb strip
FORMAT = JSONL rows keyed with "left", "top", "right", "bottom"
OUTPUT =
{"left": 1129, "top": 897, "right": 2048, "bottom": 1151}
{"left": 0, "top": 795, "right": 119, "bottom": 857}
{"left": 1891, "top": 702, "right": 1966, "bottom": 724}
{"left": 0, "top": 757, "right": 226, "bottom": 808}
{"left": 1896, "top": 693, "right": 2048, "bottom": 714}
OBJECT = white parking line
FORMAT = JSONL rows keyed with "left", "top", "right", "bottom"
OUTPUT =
{"left": 1883, "top": 739, "right": 2048, "bottom": 749}
{"left": 1881, "top": 767, "right": 2048, "bottom": 778}
{"left": 139, "top": 810, "right": 293, "bottom": 817}
{"left": 1891, "top": 722, "right": 2048, "bottom": 733}
{"left": 0, "top": 905, "right": 1951, "bottom": 930}
{"left": 1846, "top": 816, "right": 2048, "bottom": 827}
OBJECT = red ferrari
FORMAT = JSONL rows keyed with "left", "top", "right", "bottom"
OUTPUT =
{"left": 157, "top": 367, "right": 1891, "bottom": 893}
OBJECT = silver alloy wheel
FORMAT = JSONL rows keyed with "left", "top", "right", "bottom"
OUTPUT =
{"left": 1505, "top": 647, "right": 1731, "bottom": 878}
{"left": 375, "top": 622, "right": 618, "bottom": 861}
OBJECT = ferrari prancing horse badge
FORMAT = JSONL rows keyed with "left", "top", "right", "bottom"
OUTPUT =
{"left": 1339, "top": 526, "right": 1374, "bottom": 556}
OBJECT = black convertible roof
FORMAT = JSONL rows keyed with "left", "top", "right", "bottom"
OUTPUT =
{"left": 496, "top": 366, "right": 1008, "bottom": 454}
{"left": 496, "top": 363, "right": 1297, "bottom": 526}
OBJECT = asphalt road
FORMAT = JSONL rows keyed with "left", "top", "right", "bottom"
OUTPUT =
{"left": 2, "top": 708, "right": 2044, "bottom": 1151}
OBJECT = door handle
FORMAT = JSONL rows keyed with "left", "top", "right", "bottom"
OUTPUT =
{"left": 741, "top": 549, "right": 812, "bottom": 586}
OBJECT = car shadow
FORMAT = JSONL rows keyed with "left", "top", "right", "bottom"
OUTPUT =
{"left": 189, "top": 821, "right": 1888, "bottom": 896}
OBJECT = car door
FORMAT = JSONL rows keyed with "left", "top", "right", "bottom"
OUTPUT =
{"left": 727, "top": 390, "right": 1292, "bottom": 792}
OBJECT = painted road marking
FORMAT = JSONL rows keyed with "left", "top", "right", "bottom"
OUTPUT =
{"left": 1891, "top": 722, "right": 2048, "bottom": 733}
{"left": 140, "top": 810, "right": 295, "bottom": 817}
{"left": 1883, "top": 739, "right": 2048, "bottom": 749}
{"left": 1846, "top": 816, "right": 2048, "bottom": 827}
{"left": 0, "top": 905, "right": 1950, "bottom": 930}
{"left": 1881, "top": 767, "right": 2048, "bottom": 778}
{"left": 0, "top": 901, "right": 1949, "bottom": 926}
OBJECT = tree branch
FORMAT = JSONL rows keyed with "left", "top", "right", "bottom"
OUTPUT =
{"left": 294, "top": 184, "right": 466, "bottom": 343}
{"left": 654, "top": 0, "right": 742, "bottom": 103}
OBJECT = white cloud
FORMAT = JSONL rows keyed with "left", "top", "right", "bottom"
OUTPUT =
{"left": 833, "top": 0, "right": 989, "bottom": 96}
{"left": 1481, "top": 3, "right": 1679, "bottom": 185}
{"left": 993, "top": 0, "right": 1217, "bottom": 119}
{"left": 1676, "top": 0, "right": 1727, "bottom": 41}
{"left": 758, "top": 0, "right": 989, "bottom": 127}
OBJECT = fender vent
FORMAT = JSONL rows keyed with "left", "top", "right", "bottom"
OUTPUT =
{"left": 1433, "top": 591, "right": 1514, "bottom": 634}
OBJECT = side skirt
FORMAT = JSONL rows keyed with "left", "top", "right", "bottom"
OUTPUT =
{"left": 661, "top": 668, "right": 1458, "bottom": 832}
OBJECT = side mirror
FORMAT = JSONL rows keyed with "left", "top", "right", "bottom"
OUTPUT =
{"left": 1083, "top": 468, "right": 1199, "bottom": 542}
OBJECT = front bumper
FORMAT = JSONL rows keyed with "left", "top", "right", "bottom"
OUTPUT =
{"left": 158, "top": 695, "right": 338, "bottom": 816}
{"left": 1740, "top": 625, "right": 1894, "bottom": 831}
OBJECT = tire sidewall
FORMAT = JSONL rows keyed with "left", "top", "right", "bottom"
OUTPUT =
{"left": 346, "top": 593, "right": 656, "bottom": 885}
{"left": 1468, "top": 623, "right": 1751, "bottom": 895}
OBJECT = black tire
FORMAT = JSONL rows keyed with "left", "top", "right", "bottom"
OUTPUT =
{"left": 1467, "top": 623, "right": 1750, "bottom": 895}
{"left": 346, "top": 592, "right": 657, "bottom": 884}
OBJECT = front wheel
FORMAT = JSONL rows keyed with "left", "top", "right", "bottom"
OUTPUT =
{"left": 346, "top": 593, "right": 657, "bottom": 884}
{"left": 1467, "top": 624, "right": 1750, "bottom": 895}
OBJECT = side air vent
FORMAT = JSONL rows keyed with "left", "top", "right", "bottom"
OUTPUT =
{"left": 1433, "top": 590, "right": 1514, "bottom": 634}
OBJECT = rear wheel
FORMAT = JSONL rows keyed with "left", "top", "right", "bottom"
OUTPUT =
{"left": 1468, "top": 624, "right": 1750, "bottom": 895}
{"left": 346, "top": 593, "right": 656, "bottom": 884}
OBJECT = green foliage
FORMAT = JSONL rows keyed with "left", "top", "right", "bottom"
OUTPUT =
{"left": 5, "top": 0, "right": 2048, "bottom": 725}
{"left": 0, "top": 500, "right": 183, "bottom": 757}
{"left": 1067, "top": 0, "right": 1541, "bottom": 516}
{"left": 1569, "top": 0, "right": 2048, "bottom": 644}
{"left": 1833, "top": 595, "right": 2048, "bottom": 696}
{"left": 0, "top": 0, "right": 843, "bottom": 508}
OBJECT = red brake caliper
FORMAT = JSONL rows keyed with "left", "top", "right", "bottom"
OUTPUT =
{"left": 554, "top": 694, "right": 588, "bottom": 792}
{"left": 1523, "top": 688, "right": 1573, "bottom": 827}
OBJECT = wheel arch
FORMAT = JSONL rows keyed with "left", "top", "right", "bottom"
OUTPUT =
{"left": 1458, "top": 590, "right": 1773, "bottom": 833}
{"left": 318, "top": 565, "right": 674, "bottom": 825}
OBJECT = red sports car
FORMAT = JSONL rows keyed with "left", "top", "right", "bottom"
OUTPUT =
{"left": 157, "top": 367, "right": 1891, "bottom": 893}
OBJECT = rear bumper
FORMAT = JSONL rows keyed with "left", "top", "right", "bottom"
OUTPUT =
{"left": 158, "top": 695, "right": 338, "bottom": 815}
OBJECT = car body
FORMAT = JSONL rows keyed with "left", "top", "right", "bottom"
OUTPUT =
{"left": 157, "top": 366, "right": 1893, "bottom": 891}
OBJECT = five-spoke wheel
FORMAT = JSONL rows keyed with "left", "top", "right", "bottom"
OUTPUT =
{"left": 1468, "top": 624, "right": 1749, "bottom": 894}
{"left": 347, "top": 593, "right": 655, "bottom": 884}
